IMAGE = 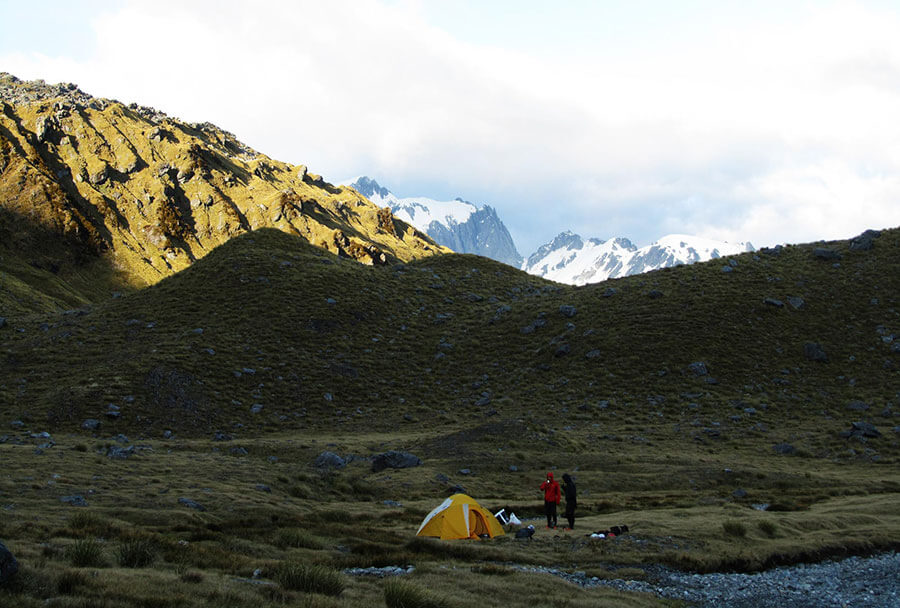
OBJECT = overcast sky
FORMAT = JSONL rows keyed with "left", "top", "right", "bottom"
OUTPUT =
{"left": 2, "top": 0, "right": 900, "bottom": 255}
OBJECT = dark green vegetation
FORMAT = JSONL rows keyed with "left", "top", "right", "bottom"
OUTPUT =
{"left": 2, "top": 226, "right": 899, "bottom": 607}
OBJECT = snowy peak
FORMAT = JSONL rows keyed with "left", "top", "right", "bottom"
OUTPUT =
{"left": 523, "top": 232, "right": 753, "bottom": 285}
{"left": 347, "top": 176, "right": 394, "bottom": 202}
{"left": 344, "top": 176, "right": 522, "bottom": 267}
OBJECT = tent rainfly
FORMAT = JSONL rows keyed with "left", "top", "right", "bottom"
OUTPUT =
{"left": 416, "top": 493, "right": 505, "bottom": 540}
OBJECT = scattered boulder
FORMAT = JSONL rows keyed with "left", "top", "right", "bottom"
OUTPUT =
{"left": 850, "top": 230, "right": 880, "bottom": 251}
{"left": 813, "top": 247, "right": 842, "bottom": 261}
{"left": 773, "top": 443, "right": 796, "bottom": 455}
{"left": 842, "top": 421, "right": 881, "bottom": 440}
{"left": 371, "top": 450, "right": 421, "bottom": 473}
{"left": 559, "top": 305, "right": 577, "bottom": 318}
{"left": 255, "top": 484, "right": 272, "bottom": 493}
{"left": 803, "top": 342, "right": 828, "bottom": 362}
{"left": 61, "top": 495, "right": 88, "bottom": 507}
{"left": 178, "top": 497, "right": 206, "bottom": 511}
{"left": 847, "top": 400, "right": 870, "bottom": 412}
{"left": 314, "top": 451, "right": 346, "bottom": 470}
{"left": 0, "top": 541, "right": 18, "bottom": 585}
{"left": 106, "top": 445, "right": 135, "bottom": 459}
{"left": 585, "top": 349, "right": 602, "bottom": 359}
{"left": 0, "top": 317, "right": 6, "bottom": 329}
{"left": 213, "top": 432, "right": 233, "bottom": 442}
{"left": 647, "top": 290, "right": 664, "bottom": 299}
{"left": 732, "top": 488, "right": 748, "bottom": 499}
{"left": 555, "top": 343, "right": 571, "bottom": 357}
{"left": 764, "top": 297, "right": 784, "bottom": 308}
{"left": 721, "top": 265, "right": 734, "bottom": 274}
{"left": 688, "top": 362, "right": 709, "bottom": 376}
{"left": 81, "top": 419, "right": 101, "bottom": 431}
{"left": 520, "top": 317, "right": 547, "bottom": 334}
{"left": 787, "top": 296, "right": 806, "bottom": 310}
{"left": 490, "top": 304, "right": 512, "bottom": 324}
{"left": 601, "top": 288, "right": 617, "bottom": 298}
{"left": 458, "top": 468, "right": 472, "bottom": 475}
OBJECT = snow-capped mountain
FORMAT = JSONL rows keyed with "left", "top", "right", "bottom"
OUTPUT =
{"left": 523, "top": 232, "right": 755, "bottom": 285}
{"left": 345, "top": 177, "right": 523, "bottom": 267}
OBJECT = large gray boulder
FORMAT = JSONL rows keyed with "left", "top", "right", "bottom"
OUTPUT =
{"left": 371, "top": 450, "right": 422, "bottom": 473}
{"left": 314, "top": 451, "right": 346, "bottom": 470}
{"left": 803, "top": 342, "right": 828, "bottom": 362}
{"left": 0, "top": 541, "right": 18, "bottom": 584}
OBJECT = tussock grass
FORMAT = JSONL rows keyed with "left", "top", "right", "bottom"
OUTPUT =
{"left": 65, "top": 539, "right": 106, "bottom": 568}
{"left": 723, "top": 521, "right": 748, "bottom": 537}
{"left": 275, "top": 562, "right": 345, "bottom": 596}
{"left": 66, "top": 512, "right": 119, "bottom": 539}
{"left": 55, "top": 569, "right": 89, "bottom": 595}
{"left": 116, "top": 537, "right": 158, "bottom": 568}
{"left": 384, "top": 578, "right": 449, "bottom": 608}
{"left": 276, "top": 528, "right": 325, "bottom": 550}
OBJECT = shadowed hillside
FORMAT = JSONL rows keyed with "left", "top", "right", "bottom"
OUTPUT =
{"left": 2, "top": 226, "right": 898, "bottom": 458}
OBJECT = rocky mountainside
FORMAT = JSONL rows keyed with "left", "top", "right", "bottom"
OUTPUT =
{"left": 346, "top": 177, "right": 523, "bottom": 267}
{"left": 0, "top": 74, "right": 444, "bottom": 314}
{"left": 523, "top": 231, "right": 755, "bottom": 285}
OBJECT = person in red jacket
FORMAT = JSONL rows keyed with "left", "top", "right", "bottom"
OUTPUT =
{"left": 540, "top": 472, "right": 561, "bottom": 529}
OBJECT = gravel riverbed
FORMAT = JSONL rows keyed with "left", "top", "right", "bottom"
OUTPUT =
{"left": 516, "top": 551, "right": 900, "bottom": 607}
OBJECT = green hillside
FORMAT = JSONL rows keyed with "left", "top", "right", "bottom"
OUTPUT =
{"left": 1, "top": 225, "right": 899, "bottom": 607}
{"left": 3, "top": 226, "right": 898, "bottom": 445}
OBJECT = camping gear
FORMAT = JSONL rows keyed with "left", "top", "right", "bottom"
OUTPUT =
{"left": 591, "top": 524, "right": 631, "bottom": 539}
{"left": 416, "top": 494, "right": 505, "bottom": 540}
{"left": 494, "top": 509, "right": 523, "bottom": 526}
{"left": 515, "top": 525, "right": 535, "bottom": 539}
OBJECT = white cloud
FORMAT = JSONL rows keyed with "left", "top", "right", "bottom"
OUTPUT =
{"left": 3, "top": 0, "right": 900, "bottom": 254}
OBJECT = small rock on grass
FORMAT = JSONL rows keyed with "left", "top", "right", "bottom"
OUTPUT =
{"left": 178, "top": 498, "right": 206, "bottom": 511}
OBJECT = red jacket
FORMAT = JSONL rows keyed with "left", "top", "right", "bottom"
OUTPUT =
{"left": 540, "top": 472, "right": 560, "bottom": 503}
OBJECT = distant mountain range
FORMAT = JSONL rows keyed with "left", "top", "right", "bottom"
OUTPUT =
{"left": 345, "top": 177, "right": 523, "bottom": 267}
{"left": 523, "top": 231, "right": 755, "bottom": 285}
{"left": 346, "top": 177, "right": 754, "bottom": 285}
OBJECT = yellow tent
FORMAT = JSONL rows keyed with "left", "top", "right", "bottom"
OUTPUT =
{"left": 416, "top": 494, "right": 505, "bottom": 540}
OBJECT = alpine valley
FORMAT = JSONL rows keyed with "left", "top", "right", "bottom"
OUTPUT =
{"left": 2, "top": 74, "right": 900, "bottom": 608}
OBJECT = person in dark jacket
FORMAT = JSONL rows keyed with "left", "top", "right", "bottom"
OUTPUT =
{"left": 562, "top": 473, "right": 577, "bottom": 529}
{"left": 540, "top": 472, "right": 560, "bottom": 528}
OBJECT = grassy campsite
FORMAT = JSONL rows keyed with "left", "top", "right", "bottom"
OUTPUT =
{"left": 2, "top": 226, "right": 900, "bottom": 607}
